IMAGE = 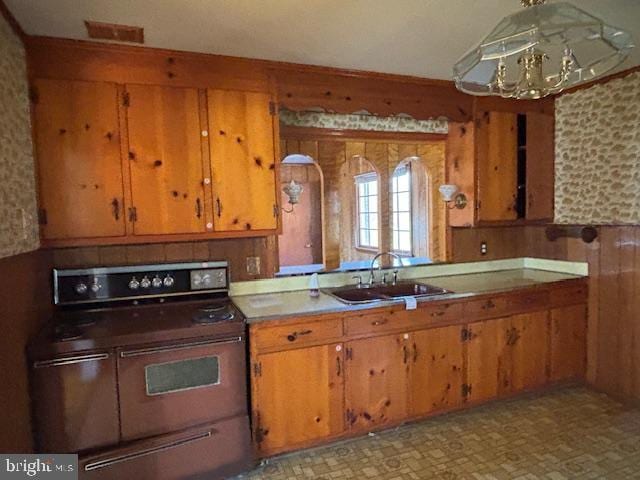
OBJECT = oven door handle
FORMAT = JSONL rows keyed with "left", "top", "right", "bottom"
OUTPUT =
{"left": 119, "top": 336, "right": 242, "bottom": 358}
{"left": 84, "top": 430, "right": 215, "bottom": 471}
{"left": 33, "top": 353, "right": 110, "bottom": 369}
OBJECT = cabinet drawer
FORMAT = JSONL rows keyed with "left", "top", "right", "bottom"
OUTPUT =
{"left": 550, "top": 282, "right": 588, "bottom": 308}
{"left": 253, "top": 318, "right": 343, "bottom": 349}
{"left": 80, "top": 416, "right": 252, "bottom": 480}
{"left": 506, "top": 290, "right": 549, "bottom": 313}
{"left": 463, "top": 296, "right": 510, "bottom": 321}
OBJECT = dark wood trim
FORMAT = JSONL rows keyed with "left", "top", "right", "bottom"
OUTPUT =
{"left": 280, "top": 125, "right": 447, "bottom": 143}
{"left": 0, "top": 0, "right": 26, "bottom": 42}
{"left": 560, "top": 65, "right": 640, "bottom": 95}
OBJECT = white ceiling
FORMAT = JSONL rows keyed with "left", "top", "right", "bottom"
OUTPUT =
{"left": 6, "top": 0, "right": 640, "bottom": 80}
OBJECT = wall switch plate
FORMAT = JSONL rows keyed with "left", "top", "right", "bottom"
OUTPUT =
{"left": 246, "top": 256, "right": 261, "bottom": 275}
{"left": 480, "top": 241, "right": 488, "bottom": 256}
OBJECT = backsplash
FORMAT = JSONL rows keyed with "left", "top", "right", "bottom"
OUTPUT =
{"left": 555, "top": 71, "right": 640, "bottom": 224}
{"left": 0, "top": 14, "right": 39, "bottom": 258}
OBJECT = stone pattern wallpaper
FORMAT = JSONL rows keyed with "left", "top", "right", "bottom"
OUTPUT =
{"left": 280, "top": 109, "right": 448, "bottom": 134}
{"left": 555, "top": 72, "right": 640, "bottom": 224}
{"left": 0, "top": 16, "right": 39, "bottom": 258}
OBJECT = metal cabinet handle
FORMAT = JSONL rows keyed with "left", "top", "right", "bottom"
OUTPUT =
{"left": 119, "top": 336, "right": 242, "bottom": 358}
{"left": 84, "top": 430, "right": 214, "bottom": 471}
{"left": 403, "top": 345, "right": 409, "bottom": 364}
{"left": 216, "top": 198, "right": 222, "bottom": 217}
{"left": 371, "top": 318, "right": 388, "bottom": 326}
{"left": 195, "top": 198, "right": 202, "bottom": 219}
{"left": 111, "top": 198, "right": 120, "bottom": 221}
{"left": 482, "top": 300, "right": 496, "bottom": 310}
{"left": 286, "top": 330, "right": 313, "bottom": 342}
{"left": 336, "top": 356, "right": 342, "bottom": 377}
{"left": 33, "top": 353, "right": 110, "bottom": 369}
{"left": 412, "top": 343, "right": 418, "bottom": 363}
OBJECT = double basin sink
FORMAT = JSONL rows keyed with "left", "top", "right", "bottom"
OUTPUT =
{"left": 323, "top": 282, "right": 451, "bottom": 305}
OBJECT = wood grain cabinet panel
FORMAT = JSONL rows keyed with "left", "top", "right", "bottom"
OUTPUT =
{"left": 345, "top": 334, "right": 409, "bottom": 432}
{"left": 253, "top": 344, "right": 344, "bottom": 454}
{"left": 550, "top": 305, "right": 586, "bottom": 381}
{"left": 207, "top": 89, "right": 278, "bottom": 232}
{"left": 525, "top": 112, "right": 554, "bottom": 221}
{"left": 33, "top": 79, "right": 126, "bottom": 240}
{"left": 465, "top": 317, "right": 509, "bottom": 403}
{"left": 126, "top": 85, "right": 206, "bottom": 235}
{"left": 504, "top": 311, "right": 549, "bottom": 394}
{"left": 476, "top": 111, "right": 518, "bottom": 221}
{"left": 409, "top": 325, "right": 464, "bottom": 416}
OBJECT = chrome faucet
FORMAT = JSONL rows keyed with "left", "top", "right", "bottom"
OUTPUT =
{"left": 368, "top": 252, "right": 402, "bottom": 286}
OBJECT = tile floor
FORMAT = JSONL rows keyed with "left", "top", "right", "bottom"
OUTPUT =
{"left": 236, "top": 387, "right": 640, "bottom": 480}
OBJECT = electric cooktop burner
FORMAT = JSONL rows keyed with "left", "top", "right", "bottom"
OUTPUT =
{"left": 192, "top": 304, "right": 236, "bottom": 324}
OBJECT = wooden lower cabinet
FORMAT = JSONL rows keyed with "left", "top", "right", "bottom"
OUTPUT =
{"left": 466, "top": 312, "right": 549, "bottom": 403}
{"left": 409, "top": 325, "right": 464, "bottom": 416}
{"left": 345, "top": 334, "right": 409, "bottom": 432}
{"left": 250, "top": 285, "right": 588, "bottom": 457}
{"left": 253, "top": 343, "right": 344, "bottom": 454}
{"left": 550, "top": 305, "right": 587, "bottom": 381}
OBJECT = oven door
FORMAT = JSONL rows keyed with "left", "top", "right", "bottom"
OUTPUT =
{"left": 117, "top": 335, "right": 246, "bottom": 441}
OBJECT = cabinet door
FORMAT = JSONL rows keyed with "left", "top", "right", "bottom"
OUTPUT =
{"left": 526, "top": 112, "right": 555, "bottom": 221}
{"left": 208, "top": 89, "right": 278, "bottom": 232}
{"left": 345, "top": 334, "right": 409, "bottom": 431}
{"left": 126, "top": 85, "right": 206, "bottom": 235}
{"left": 465, "top": 317, "right": 510, "bottom": 403}
{"left": 33, "top": 79, "right": 125, "bottom": 239}
{"left": 410, "top": 325, "right": 464, "bottom": 417}
{"left": 476, "top": 111, "right": 518, "bottom": 221}
{"left": 253, "top": 344, "right": 343, "bottom": 454}
{"left": 550, "top": 305, "right": 586, "bottom": 381}
{"left": 504, "top": 311, "right": 549, "bottom": 393}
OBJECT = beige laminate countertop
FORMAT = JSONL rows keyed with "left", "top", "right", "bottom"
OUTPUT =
{"left": 231, "top": 268, "right": 584, "bottom": 324}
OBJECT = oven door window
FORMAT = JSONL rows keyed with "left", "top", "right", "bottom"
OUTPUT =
{"left": 145, "top": 355, "right": 220, "bottom": 396}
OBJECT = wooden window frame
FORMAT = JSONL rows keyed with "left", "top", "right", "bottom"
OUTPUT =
{"left": 354, "top": 172, "right": 380, "bottom": 250}
{"left": 391, "top": 164, "right": 413, "bottom": 255}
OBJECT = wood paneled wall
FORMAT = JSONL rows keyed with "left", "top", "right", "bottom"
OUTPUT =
{"left": 0, "top": 250, "right": 53, "bottom": 452}
{"left": 50, "top": 238, "right": 278, "bottom": 281}
{"left": 451, "top": 225, "right": 640, "bottom": 404}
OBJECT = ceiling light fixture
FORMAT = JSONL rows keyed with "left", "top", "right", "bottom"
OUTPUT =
{"left": 453, "top": 0, "right": 635, "bottom": 99}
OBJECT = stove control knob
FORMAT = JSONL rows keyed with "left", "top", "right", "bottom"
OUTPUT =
{"left": 140, "top": 276, "right": 151, "bottom": 289}
{"left": 151, "top": 276, "right": 163, "bottom": 288}
{"left": 128, "top": 277, "right": 140, "bottom": 290}
{"left": 90, "top": 279, "right": 102, "bottom": 293}
{"left": 75, "top": 283, "right": 88, "bottom": 295}
{"left": 163, "top": 275, "right": 175, "bottom": 288}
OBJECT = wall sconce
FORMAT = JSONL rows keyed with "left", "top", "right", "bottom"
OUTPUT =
{"left": 282, "top": 180, "right": 304, "bottom": 213}
{"left": 438, "top": 184, "right": 467, "bottom": 210}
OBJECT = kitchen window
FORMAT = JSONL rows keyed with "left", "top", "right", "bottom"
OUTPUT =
{"left": 391, "top": 165, "right": 412, "bottom": 254}
{"left": 355, "top": 173, "right": 379, "bottom": 249}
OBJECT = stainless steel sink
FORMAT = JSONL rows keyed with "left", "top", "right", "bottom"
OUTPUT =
{"left": 324, "top": 282, "right": 451, "bottom": 305}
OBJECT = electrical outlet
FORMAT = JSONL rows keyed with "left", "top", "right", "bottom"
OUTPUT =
{"left": 480, "top": 241, "right": 488, "bottom": 256}
{"left": 246, "top": 256, "right": 261, "bottom": 275}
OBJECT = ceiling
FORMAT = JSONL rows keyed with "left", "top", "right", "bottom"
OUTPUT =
{"left": 6, "top": 0, "right": 640, "bottom": 80}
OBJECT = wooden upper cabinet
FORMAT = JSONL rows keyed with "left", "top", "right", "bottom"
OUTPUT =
{"left": 126, "top": 85, "right": 206, "bottom": 235}
{"left": 253, "top": 344, "right": 344, "bottom": 454}
{"left": 409, "top": 325, "right": 464, "bottom": 416}
{"left": 526, "top": 112, "right": 555, "bottom": 221}
{"left": 345, "top": 334, "right": 409, "bottom": 431}
{"left": 33, "top": 79, "right": 126, "bottom": 240}
{"left": 207, "top": 89, "right": 278, "bottom": 232}
{"left": 476, "top": 111, "right": 518, "bottom": 222}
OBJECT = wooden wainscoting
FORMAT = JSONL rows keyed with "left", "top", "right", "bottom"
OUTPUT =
{"left": 49, "top": 237, "right": 278, "bottom": 281}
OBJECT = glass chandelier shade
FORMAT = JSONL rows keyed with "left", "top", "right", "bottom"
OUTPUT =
{"left": 453, "top": 1, "right": 635, "bottom": 99}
